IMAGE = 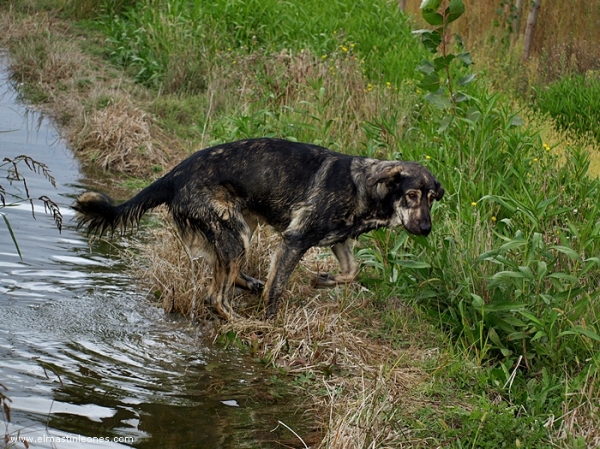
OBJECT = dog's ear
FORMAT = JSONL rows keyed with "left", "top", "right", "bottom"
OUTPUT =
{"left": 366, "top": 163, "right": 404, "bottom": 188}
{"left": 434, "top": 179, "right": 445, "bottom": 200}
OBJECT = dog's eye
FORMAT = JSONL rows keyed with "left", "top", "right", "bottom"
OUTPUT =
{"left": 407, "top": 191, "right": 419, "bottom": 201}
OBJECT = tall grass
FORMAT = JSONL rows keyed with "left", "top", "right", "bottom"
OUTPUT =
{"left": 535, "top": 72, "right": 600, "bottom": 143}
{"left": 97, "top": 0, "right": 423, "bottom": 94}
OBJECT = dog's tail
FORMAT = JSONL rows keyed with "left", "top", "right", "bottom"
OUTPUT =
{"left": 72, "top": 176, "right": 173, "bottom": 235}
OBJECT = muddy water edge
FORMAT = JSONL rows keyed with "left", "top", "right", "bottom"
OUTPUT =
{"left": 0, "top": 56, "right": 315, "bottom": 448}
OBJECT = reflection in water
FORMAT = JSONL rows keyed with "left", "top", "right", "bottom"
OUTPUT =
{"left": 0, "top": 58, "right": 311, "bottom": 447}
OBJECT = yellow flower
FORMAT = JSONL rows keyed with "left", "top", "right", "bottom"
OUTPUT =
{"left": 321, "top": 54, "right": 327, "bottom": 59}
{"left": 491, "top": 216, "right": 497, "bottom": 222}
{"left": 533, "top": 158, "right": 538, "bottom": 162}
{"left": 471, "top": 202, "right": 477, "bottom": 207}
{"left": 543, "top": 143, "right": 550, "bottom": 151}
{"left": 386, "top": 81, "right": 391, "bottom": 89}
{"left": 425, "top": 155, "right": 431, "bottom": 160}
{"left": 341, "top": 46, "right": 348, "bottom": 52}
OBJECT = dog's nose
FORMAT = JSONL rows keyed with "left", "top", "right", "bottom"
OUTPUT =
{"left": 419, "top": 222, "right": 431, "bottom": 235}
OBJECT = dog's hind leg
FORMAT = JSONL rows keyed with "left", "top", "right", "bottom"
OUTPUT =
{"left": 201, "top": 204, "right": 253, "bottom": 320}
{"left": 233, "top": 210, "right": 264, "bottom": 293}
{"left": 313, "top": 239, "right": 359, "bottom": 288}
{"left": 208, "top": 257, "right": 242, "bottom": 320}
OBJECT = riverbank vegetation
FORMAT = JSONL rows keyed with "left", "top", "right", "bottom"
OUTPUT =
{"left": 2, "top": 0, "right": 599, "bottom": 447}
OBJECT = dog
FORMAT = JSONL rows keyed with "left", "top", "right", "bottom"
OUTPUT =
{"left": 73, "top": 138, "right": 444, "bottom": 320}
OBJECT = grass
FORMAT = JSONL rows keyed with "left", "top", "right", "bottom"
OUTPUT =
{"left": 2, "top": 0, "right": 600, "bottom": 448}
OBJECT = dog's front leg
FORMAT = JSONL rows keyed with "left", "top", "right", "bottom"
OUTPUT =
{"left": 313, "top": 239, "right": 359, "bottom": 288}
{"left": 264, "top": 241, "right": 307, "bottom": 318}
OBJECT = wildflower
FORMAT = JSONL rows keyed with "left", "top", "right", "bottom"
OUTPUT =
{"left": 471, "top": 202, "right": 477, "bottom": 207}
{"left": 533, "top": 158, "right": 538, "bottom": 162}
{"left": 341, "top": 46, "right": 348, "bottom": 52}
{"left": 321, "top": 54, "right": 327, "bottom": 60}
{"left": 386, "top": 81, "right": 391, "bottom": 89}
{"left": 425, "top": 155, "right": 431, "bottom": 160}
{"left": 491, "top": 216, "right": 497, "bottom": 222}
{"left": 543, "top": 143, "right": 550, "bottom": 151}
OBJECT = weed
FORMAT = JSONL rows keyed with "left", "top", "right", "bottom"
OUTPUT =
{"left": 0, "top": 155, "right": 62, "bottom": 259}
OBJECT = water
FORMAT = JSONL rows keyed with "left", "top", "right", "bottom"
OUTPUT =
{"left": 0, "top": 57, "right": 311, "bottom": 448}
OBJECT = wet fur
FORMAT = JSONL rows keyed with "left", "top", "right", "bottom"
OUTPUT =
{"left": 73, "top": 138, "right": 444, "bottom": 319}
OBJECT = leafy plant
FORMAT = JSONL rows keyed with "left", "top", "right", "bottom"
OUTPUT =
{"left": 413, "top": 0, "right": 475, "bottom": 122}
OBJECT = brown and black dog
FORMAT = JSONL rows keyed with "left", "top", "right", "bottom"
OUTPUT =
{"left": 73, "top": 138, "right": 444, "bottom": 319}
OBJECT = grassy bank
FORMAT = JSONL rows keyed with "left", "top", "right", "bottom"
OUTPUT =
{"left": 2, "top": 0, "right": 600, "bottom": 447}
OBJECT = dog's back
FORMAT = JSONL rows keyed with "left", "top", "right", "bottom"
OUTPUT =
{"left": 166, "top": 138, "right": 356, "bottom": 231}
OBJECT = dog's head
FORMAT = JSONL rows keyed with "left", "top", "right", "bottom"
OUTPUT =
{"left": 367, "top": 161, "right": 444, "bottom": 236}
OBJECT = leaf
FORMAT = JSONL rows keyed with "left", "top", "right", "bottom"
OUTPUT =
{"left": 418, "top": 29, "right": 443, "bottom": 53}
{"left": 580, "top": 257, "right": 600, "bottom": 276}
{"left": 420, "top": 0, "right": 443, "bottom": 11}
{"left": 446, "top": 0, "right": 465, "bottom": 23}
{"left": 509, "top": 115, "right": 524, "bottom": 127}
{"left": 416, "top": 59, "right": 435, "bottom": 75}
{"left": 560, "top": 326, "right": 600, "bottom": 342}
{"left": 518, "top": 311, "right": 543, "bottom": 327}
{"left": 536, "top": 195, "right": 559, "bottom": 211}
{"left": 423, "top": 11, "right": 444, "bottom": 25}
{"left": 419, "top": 72, "right": 440, "bottom": 92}
{"left": 434, "top": 54, "right": 455, "bottom": 71}
{"left": 572, "top": 326, "right": 600, "bottom": 341}
{"left": 425, "top": 90, "right": 452, "bottom": 109}
{"left": 457, "top": 52, "right": 473, "bottom": 66}
{"left": 396, "top": 260, "right": 431, "bottom": 269}
{"left": 487, "top": 327, "right": 502, "bottom": 346}
{"left": 531, "top": 330, "right": 547, "bottom": 342}
{"left": 457, "top": 73, "right": 475, "bottom": 86}
{"left": 548, "top": 272, "right": 578, "bottom": 283}
{"left": 492, "top": 270, "right": 526, "bottom": 281}
{"left": 550, "top": 245, "right": 582, "bottom": 262}
{"left": 507, "top": 331, "right": 529, "bottom": 341}
{"left": 518, "top": 266, "right": 535, "bottom": 280}
{"left": 471, "top": 294, "right": 484, "bottom": 308}
{"left": 437, "top": 114, "right": 453, "bottom": 133}
{"left": 2, "top": 213, "right": 23, "bottom": 261}
{"left": 485, "top": 301, "right": 527, "bottom": 313}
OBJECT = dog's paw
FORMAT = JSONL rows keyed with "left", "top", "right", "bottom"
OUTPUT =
{"left": 312, "top": 274, "right": 336, "bottom": 288}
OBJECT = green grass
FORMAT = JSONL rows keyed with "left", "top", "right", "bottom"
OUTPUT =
{"left": 96, "top": 0, "right": 423, "bottom": 93}
{"left": 535, "top": 72, "right": 600, "bottom": 143}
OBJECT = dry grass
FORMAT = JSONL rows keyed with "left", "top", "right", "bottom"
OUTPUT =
{"left": 75, "top": 98, "right": 170, "bottom": 174}
{"left": 0, "top": 10, "right": 181, "bottom": 178}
